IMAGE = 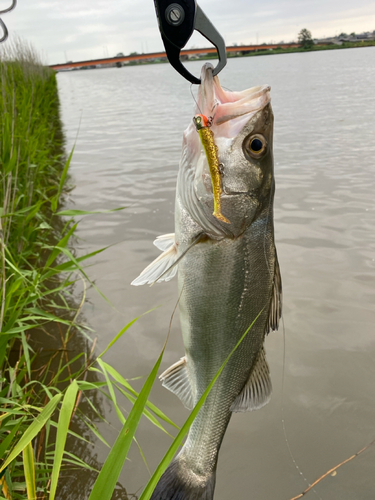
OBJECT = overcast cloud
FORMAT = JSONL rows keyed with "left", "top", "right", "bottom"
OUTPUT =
{"left": 1, "top": 0, "right": 374, "bottom": 64}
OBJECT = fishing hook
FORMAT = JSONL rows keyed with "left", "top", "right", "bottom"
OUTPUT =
{"left": 0, "top": 0, "right": 17, "bottom": 43}
{"left": 207, "top": 100, "right": 220, "bottom": 126}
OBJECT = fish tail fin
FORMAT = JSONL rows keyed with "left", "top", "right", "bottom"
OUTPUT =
{"left": 150, "top": 458, "right": 216, "bottom": 500}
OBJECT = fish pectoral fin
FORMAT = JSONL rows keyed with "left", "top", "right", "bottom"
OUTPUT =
{"left": 153, "top": 233, "right": 175, "bottom": 251}
{"left": 265, "top": 255, "right": 283, "bottom": 334}
{"left": 159, "top": 356, "right": 194, "bottom": 410}
{"left": 131, "top": 233, "right": 204, "bottom": 287}
{"left": 131, "top": 239, "right": 178, "bottom": 286}
{"left": 230, "top": 347, "right": 272, "bottom": 412}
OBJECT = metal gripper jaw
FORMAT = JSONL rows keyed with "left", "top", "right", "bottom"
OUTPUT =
{"left": 0, "top": 0, "right": 17, "bottom": 43}
{"left": 153, "top": 0, "right": 227, "bottom": 84}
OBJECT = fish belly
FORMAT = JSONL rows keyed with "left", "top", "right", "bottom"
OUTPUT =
{"left": 177, "top": 226, "right": 275, "bottom": 475}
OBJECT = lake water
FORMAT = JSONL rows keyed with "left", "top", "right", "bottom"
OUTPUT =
{"left": 57, "top": 47, "right": 375, "bottom": 500}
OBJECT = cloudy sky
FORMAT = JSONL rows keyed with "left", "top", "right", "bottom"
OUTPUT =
{"left": 2, "top": 0, "right": 375, "bottom": 64}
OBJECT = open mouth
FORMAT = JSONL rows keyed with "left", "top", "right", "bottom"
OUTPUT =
{"left": 197, "top": 63, "right": 271, "bottom": 139}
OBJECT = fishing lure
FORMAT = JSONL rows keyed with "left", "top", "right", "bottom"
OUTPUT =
{"left": 193, "top": 114, "right": 230, "bottom": 224}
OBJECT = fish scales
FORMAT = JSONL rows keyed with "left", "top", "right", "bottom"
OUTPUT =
{"left": 178, "top": 233, "right": 275, "bottom": 473}
{"left": 132, "top": 63, "right": 281, "bottom": 499}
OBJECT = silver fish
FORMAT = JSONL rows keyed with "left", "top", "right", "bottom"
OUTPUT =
{"left": 132, "top": 63, "right": 282, "bottom": 500}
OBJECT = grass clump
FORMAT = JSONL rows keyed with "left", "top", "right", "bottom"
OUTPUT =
{"left": 0, "top": 38, "right": 179, "bottom": 499}
{"left": 0, "top": 37, "right": 86, "bottom": 498}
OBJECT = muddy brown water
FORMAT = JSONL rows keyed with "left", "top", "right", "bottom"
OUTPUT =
{"left": 56, "top": 47, "right": 375, "bottom": 499}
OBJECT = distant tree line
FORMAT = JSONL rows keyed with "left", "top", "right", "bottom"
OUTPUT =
{"left": 298, "top": 28, "right": 314, "bottom": 49}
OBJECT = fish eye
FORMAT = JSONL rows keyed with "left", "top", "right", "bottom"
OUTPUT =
{"left": 250, "top": 138, "right": 263, "bottom": 152}
{"left": 243, "top": 134, "right": 267, "bottom": 159}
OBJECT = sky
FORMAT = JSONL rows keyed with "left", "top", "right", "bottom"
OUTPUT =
{"left": 1, "top": 0, "right": 375, "bottom": 64}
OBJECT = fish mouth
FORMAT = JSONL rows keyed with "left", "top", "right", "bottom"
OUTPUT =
{"left": 196, "top": 63, "right": 271, "bottom": 139}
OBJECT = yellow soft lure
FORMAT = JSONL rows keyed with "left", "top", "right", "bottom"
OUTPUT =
{"left": 193, "top": 114, "right": 230, "bottom": 224}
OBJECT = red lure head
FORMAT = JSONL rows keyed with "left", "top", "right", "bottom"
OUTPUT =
{"left": 193, "top": 114, "right": 210, "bottom": 130}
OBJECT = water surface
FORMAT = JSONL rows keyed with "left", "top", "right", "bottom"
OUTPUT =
{"left": 57, "top": 47, "right": 375, "bottom": 499}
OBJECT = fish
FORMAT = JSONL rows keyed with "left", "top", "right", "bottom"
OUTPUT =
{"left": 131, "top": 62, "right": 282, "bottom": 500}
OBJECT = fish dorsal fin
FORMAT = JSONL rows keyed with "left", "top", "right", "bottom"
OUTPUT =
{"left": 131, "top": 235, "right": 177, "bottom": 286}
{"left": 265, "top": 255, "right": 282, "bottom": 334}
{"left": 159, "top": 356, "right": 194, "bottom": 410}
{"left": 230, "top": 347, "right": 272, "bottom": 412}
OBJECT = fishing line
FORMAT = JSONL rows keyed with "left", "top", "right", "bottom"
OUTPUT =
{"left": 263, "top": 184, "right": 322, "bottom": 497}
{"left": 189, "top": 84, "right": 220, "bottom": 125}
{"left": 260, "top": 181, "right": 321, "bottom": 498}
{"left": 280, "top": 316, "right": 323, "bottom": 500}
{"left": 190, "top": 83, "right": 203, "bottom": 115}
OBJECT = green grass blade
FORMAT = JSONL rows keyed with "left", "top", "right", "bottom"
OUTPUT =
{"left": 55, "top": 207, "right": 126, "bottom": 216}
{"left": 97, "top": 359, "right": 125, "bottom": 425}
{"left": 134, "top": 437, "right": 150, "bottom": 474}
{"left": 97, "top": 317, "right": 141, "bottom": 359}
{"left": 20, "top": 332, "right": 32, "bottom": 378}
{"left": 115, "top": 384, "right": 174, "bottom": 438}
{"left": 53, "top": 245, "right": 112, "bottom": 305}
{"left": 57, "top": 453, "right": 99, "bottom": 472}
{"left": 44, "top": 224, "right": 77, "bottom": 268}
{"left": 88, "top": 348, "right": 165, "bottom": 500}
{"left": 139, "top": 313, "right": 261, "bottom": 500}
{"left": 0, "top": 413, "right": 11, "bottom": 423}
{"left": 48, "top": 420, "right": 94, "bottom": 446}
{"left": 0, "top": 394, "right": 62, "bottom": 474}
{"left": 100, "top": 361, "right": 178, "bottom": 430}
{"left": 51, "top": 146, "right": 74, "bottom": 212}
{"left": 49, "top": 380, "right": 78, "bottom": 500}
{"left": 22, "top": 442, "right": 36, "bottom": 500}
{"left": 41, "top": 246, "right": 109, "bottom": 280}
{"left": 79, "top": 419, "right": 110, "bottom": 448}
{"left": 97, "top": 308, "right": 158, "bottom": 360}
{"left": 0, "top": 419, "right": 23, "bottom": 459}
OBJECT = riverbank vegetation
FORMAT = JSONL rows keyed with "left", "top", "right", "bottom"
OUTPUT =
{"left": 0, "top": 38, "right": 98, "bottom": 498}
{"left": 236, "top": 39, "right": 375, "bottom": 58}
{"left": 0, "top": 39, "right": 181, "bottom": 499}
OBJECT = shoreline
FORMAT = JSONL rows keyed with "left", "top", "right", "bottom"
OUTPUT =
{"left": 231, "top": 40, "right": 375, "bottom": 58}
{"left": 60, "top": 41, "right": 375, "bottom": 71}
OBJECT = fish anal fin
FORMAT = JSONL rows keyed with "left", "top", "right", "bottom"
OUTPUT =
{"left": 159, "top": 356, "right": 194, "bottom": 410}
{"left": 266, "top": 254, "right": 282, "bottom": 334}
{"left": 230, "top": 347, "right": 272, "bottom": 412}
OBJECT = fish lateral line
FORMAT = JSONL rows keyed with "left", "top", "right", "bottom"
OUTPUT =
{"left": 193, "top": 114, "right": 231, "bottom": 225}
